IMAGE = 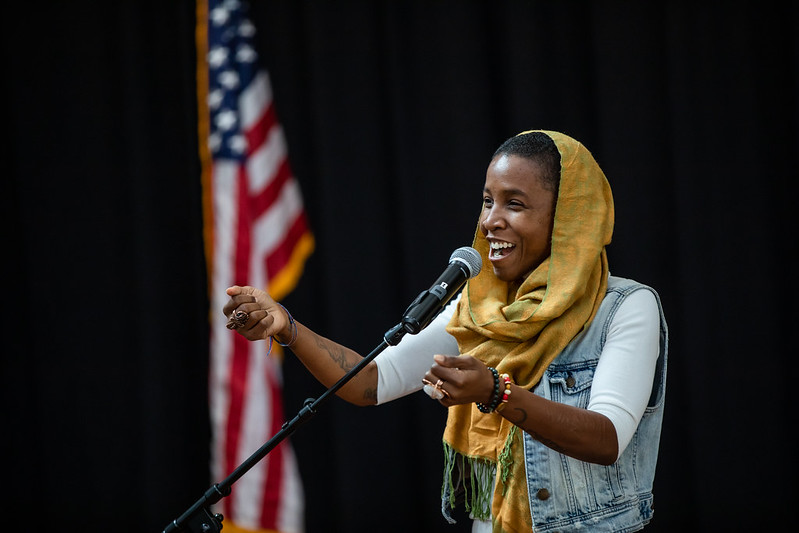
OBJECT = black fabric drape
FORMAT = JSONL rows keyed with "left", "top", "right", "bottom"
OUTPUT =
{"left": 3, "top": 2, "right": 797, "bottom": 532}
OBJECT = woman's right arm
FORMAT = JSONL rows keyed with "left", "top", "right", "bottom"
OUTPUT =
{"left": 223, "top": 285, "right": 378, "bottom": 406}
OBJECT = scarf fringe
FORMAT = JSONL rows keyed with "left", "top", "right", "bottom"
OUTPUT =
{"left": 442, "top": 441, "right": 495, "bottom": 521}
{"left": 497, "top": 425, "right": 518, "bottom": 496}
{"left": 442, "top": 426, "right": 519, "bottom": 521}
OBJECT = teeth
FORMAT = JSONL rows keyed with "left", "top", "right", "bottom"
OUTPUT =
{"left": 489, "top": 241, "right": 515, "bottom": 258}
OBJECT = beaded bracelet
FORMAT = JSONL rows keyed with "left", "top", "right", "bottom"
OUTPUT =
{"left": 476, "top": 367, "right": 501, "bottom": 413}
{"left": 494, "top": 373, "right": 513, "bottom": 413}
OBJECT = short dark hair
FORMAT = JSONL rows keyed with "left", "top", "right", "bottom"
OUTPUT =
{"left": 492, "top": 131, "right": 561, "bottom": 193}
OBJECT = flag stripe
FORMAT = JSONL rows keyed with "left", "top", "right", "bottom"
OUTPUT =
{"left": 225, "top": 166, "right": 253, "bottom": 518}
{"left": 259, "top": 361, "right": 286, "bottom": 526}
{"left": 244, "top": 106, "right": 285, "bottom": 194}
{"left": 245, "top": 100, "right": 277, "bottom": 159}
{"left": 223, "top": 167, "right": 253, "bottom": 518}
{"left": 266, "top": 212, "right": 311, "bottom": 286}
{"left": 250, "top": 157, "right": 293, "bottom": 223}
{"left": 224, "top": 334, "right": 252, "bottom": 510}
{"left": 235, "top": 167, "right": 254, "bottom": 286}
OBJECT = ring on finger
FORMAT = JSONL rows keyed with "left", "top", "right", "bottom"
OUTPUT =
{"left": 423, "top": 384, "right": 445, "bottom": 400}
{"left": 429, "top": 378, "right": 451, "bottom": 398}
{"left": 226, "top": 310, "right": 250, "bottom": 329}
{"left": 436, "top": 380, "right": 451, "bottom": 398}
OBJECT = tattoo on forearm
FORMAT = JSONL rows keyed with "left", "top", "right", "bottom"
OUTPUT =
{"left": 529, "top": 430, "right": 568, "bottom": 455}
{"left": 508, "top": 407, "right": 567, "bottom": 454}
{"left": 316, "top": 337, "right": 356, "bottom": 371}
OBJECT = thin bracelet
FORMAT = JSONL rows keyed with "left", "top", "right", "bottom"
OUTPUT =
{"left": 265, "top": 304, "right": 296, "bottom": 357}
{"left": 274, "top": 303, "right": 297, "bottom": 347}
{"left": 476, "top": 367, "right": 501, "bottom": 413}
{"left": 265, "top": 336, "right": 274, "bottom": 357}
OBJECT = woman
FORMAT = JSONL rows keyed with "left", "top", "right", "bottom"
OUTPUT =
{"left": 224, "top": 130, "right": 668, "bottom": 532}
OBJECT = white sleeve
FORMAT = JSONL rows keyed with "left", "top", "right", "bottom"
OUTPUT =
{"left": 374, "top": 296, "right": 461, "bottom": 404}
{"left": 587, "top": 288, "right": 661, "bottom": 459}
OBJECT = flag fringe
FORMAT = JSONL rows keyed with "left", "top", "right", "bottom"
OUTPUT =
{"left": 268, "top": 231, "right": 315, "bottom": 302}
{"left": 195, "top": 0, "right": 215, "bottom": 295}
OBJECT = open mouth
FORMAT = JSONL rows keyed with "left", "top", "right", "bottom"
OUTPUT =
{"left": 489, "top": 241, "right": 515, "bottom": 260}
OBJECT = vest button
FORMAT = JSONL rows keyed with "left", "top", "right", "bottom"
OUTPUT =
{"left": 566, "top": 375, "right": 576, "bottom": 388}
{"left": 536, "top": 488, "right": 550, "bottom": 500}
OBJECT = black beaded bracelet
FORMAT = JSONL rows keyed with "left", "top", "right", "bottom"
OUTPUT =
{"left": 476, "top": 366, "right": 501, "bottom": 413}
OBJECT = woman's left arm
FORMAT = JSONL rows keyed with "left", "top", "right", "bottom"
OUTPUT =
{"left": 428, "top": 356, "right": 619, "bottom": 465}
{"left": 426, "top": 289, "right": 661, "bottom": 466}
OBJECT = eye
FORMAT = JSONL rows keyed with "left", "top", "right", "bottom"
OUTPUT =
{"left": 483, "top": 196, "right": 494, "bottom": 207}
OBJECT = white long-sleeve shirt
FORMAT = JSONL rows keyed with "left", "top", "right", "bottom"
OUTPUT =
{"left": 374, "top": 284, "right": 661, "bottom": 458}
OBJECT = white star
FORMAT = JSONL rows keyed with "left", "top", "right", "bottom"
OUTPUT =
{"left": 207, "top": 46, "right": 228, "bottom": 69}
{"left": 239, "top": 20, "right": 255, "bottom": 38}
{"left": 228, "top": 134, "right": 248, "bottom": 154}
{"left": 207, "top": 89, "right": 224, "bottom": 110}
{"left": 218, "top": 70, "right": 239, "bottom": 90}
{"left": 236, "top": 44, "right": 257, "bottom": 63}
{"left": 209, "top": 6, "right": 229, "bottom": 26}
{"left": 215, "top": 109, "right": 237, "bottom": 131}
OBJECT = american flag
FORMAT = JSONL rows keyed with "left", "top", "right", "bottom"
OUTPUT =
{"left": 198, "top": 0, "right": 311, "bottom": 531}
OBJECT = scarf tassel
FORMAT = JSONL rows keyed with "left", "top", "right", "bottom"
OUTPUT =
{"left": 442, "top": 425, "right": 518, "bottom": 522}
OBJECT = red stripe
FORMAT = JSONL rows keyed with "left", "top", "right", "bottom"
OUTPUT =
{"left": 243, "top": 101, "right": 293, "bottom": 219}
{"left": 259, "top": 362, "right": 286, "bottom": 527}
{"left": 234, "top": 164, "right": 253, "bottom": 287}
{"left": 266, "top": 211, "right": 310, "bottom": 277}
{"left": 221, "top": 164, "right": 253, "bottom": 517}
{"left": 249, "top": 156, "right": 293, "bottom": 218}
{"left": 245, "top": 101, "right": 276, "bottom": 158}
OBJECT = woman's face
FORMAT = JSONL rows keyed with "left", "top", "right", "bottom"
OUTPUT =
{"left": 480, "top": 154, "right": 557, "bottom": 282}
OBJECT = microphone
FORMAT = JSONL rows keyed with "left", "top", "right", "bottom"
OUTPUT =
{"left": 401, "top": 246, "right": 482, "bottom": 334}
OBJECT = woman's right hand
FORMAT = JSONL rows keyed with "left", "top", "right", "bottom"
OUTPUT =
{"left": 224, "top": 285, "right": 379, "bottom": 406}
{"left": 222, "top": 285, "right": 291, "bottom": 342}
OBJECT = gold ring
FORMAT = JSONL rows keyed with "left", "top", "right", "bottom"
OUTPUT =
{"left": 434, "top": 379, "right": 451, "bottom": 398}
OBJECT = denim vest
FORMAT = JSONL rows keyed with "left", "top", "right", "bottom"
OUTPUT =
{"left": 523, "top": 276, "right": 668, "bottom": 532}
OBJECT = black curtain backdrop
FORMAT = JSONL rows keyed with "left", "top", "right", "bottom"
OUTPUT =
{"left": 3, "top": 1, "right": 797, "bottom": 532}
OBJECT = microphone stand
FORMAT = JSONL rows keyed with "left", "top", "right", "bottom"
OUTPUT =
{"left": 162, "top": 321, "right": 410, "bottom": 533}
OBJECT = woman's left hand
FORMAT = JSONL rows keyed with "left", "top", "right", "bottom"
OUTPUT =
{"left": 423, "top": 354, "right": 496, "bottom": 407}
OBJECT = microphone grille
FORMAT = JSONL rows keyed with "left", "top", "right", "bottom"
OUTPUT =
{"left": 450, "top": 246, "right": 482, "bottom": 278}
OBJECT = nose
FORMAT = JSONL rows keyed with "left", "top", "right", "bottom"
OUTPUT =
{"left": 481, "top": 205, "right": 505, "bottom": 232}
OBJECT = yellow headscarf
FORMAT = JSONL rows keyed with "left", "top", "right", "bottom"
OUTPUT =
{"left": 443, "top": 130, "right": 614, "bottom": 532}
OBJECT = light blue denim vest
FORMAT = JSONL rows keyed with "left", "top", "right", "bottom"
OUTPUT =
{"left": 522, "top": 275, "right": 668, "bottom": 532}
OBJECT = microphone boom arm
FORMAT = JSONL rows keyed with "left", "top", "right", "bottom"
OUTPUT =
{"left": 162, "top": 247, "right": 480, "bottom": 532}
{"left": 163, "top": 321, "right": 412, "bottom": 533}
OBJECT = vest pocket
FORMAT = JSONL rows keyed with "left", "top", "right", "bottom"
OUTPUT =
{"left": 547, "top": 364, "right": 595, "bottom": 408}
{"left": 546, "top": 363, "right": 627, "bottom": 507}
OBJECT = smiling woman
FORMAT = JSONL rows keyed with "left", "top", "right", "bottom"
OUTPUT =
{"left": 481, "top": 148, "right": 558, "bottom": 283}
{"left": 223, "top": 130, "right": 668, "bottom": 532}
